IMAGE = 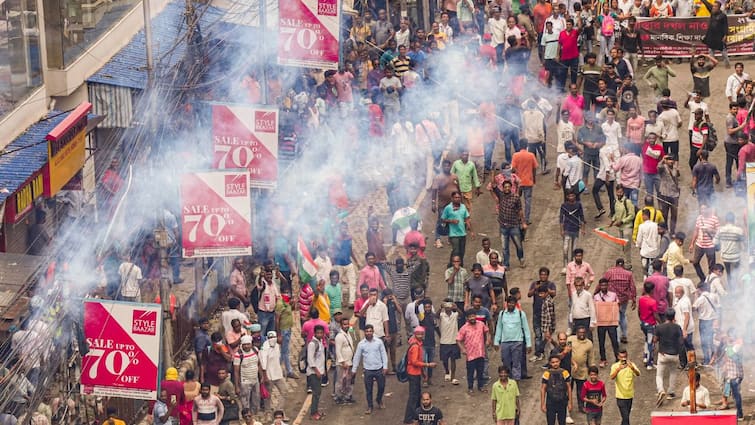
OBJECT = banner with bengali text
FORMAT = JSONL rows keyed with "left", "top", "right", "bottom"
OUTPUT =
{"left": 637, "top": 15, "right": 755, "bottom": 57}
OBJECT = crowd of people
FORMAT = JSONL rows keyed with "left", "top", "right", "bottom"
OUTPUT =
{"left": 171, "top": 0, "right": 755, "bottom": 423}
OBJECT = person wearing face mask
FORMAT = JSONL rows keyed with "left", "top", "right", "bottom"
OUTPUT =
{"left": 259, "top": 331, "right": 286, "bottom": 418}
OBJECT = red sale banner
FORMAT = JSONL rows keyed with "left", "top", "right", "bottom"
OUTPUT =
{"left": 181, "top": 170, "right": 252, "bottom": 258}
{"left": 278, "top": 0, "right": 340, "bottom": 70}
{"left": 212, "top": 104, "right": 278, "bottom": 189}
{"left": 80, "top": 301, "right": 162, "bottom": 400}
{"left": 651, "top": 411, "right": 737, "bottom": 425}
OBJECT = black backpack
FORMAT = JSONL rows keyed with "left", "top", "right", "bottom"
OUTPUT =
{"left": 704, "top": 121, "right": 718, "bottom": 151}
{"left": 546, "top": 368, "right": 569, "bottom": 403}
{"left": 299, "top": 339, "right": 320, "bottom": 373}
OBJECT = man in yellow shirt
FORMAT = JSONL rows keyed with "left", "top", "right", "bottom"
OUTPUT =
{"left": 632, "top": 195, "right": 665, "bottom": 241}
{"left": 662, "top": 232, "right": 690, "bottom": 278}
{"left": 610, "top": 349, "right": 641, "bottom": 425}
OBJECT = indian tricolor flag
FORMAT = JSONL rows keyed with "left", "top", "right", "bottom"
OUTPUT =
{"left": 297, "top": 237, "right": 318, "bottom": 286}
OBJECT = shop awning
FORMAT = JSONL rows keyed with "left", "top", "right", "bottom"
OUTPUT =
{"left": 0, "top": 112, "right": 68, "bottom": 206}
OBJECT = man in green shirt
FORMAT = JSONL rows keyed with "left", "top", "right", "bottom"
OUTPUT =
{"left": 491, "top": 365, "right": 520, "bottom": 424}
{"left": 643, "top": 55, "right": 677, "bottom": 100}
{"left": 450, "top": 150, "right": 481, "bottom": 214}
{"left": 325, "top": 270, "right": 343, "bottom": 316}
{"left": 275, "top": 295, "right": 297, "bottom": 378}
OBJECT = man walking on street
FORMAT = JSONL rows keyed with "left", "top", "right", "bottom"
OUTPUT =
{"left": 306, "top": 326, "right": 327, "bottom": 421}
{"left": 541, "top": 354, "right": 572, "bottom": 425}
{"left": 594, "top": 278, "right": 620, "bottom": 367}
{"left": 457, "top": 309, "right": 491, "bottom": 393}
{"left": 404, "top": 327, "right": 437, "bottom": 424}
{"left": 654, "top": 310, "right": 683, "bottom": 404}
{"left": 492, "top": 181, "right": 527, "bottom": 268}
{"left": 603, "top": 259, "right": 635, "bottom": 344}
{"left": 351, "top": 324, "right": 389, "bottom": 415}
{"left": 495, "top": 296, "right": 532, "bottom": 380}
{"left": 334, "top": 316, "right": 356, "bottom": 404}
{"left": 610, "top": 349, "right": 641, "bottom": 425}
{"left": 491, "top": 366, "right": 520, "bottom": 425}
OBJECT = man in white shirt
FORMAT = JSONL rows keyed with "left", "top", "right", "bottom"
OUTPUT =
{"left": 545, "top": 8, "right": 566, "bottom": 35}
{"left": 488, "top": 8, "right": 507, "bottom": 63}
{"left": 658, "top": 102, "right": 682, "bottom": 157}
{"left": 669, "top": 265, "right": 696, "bottom": 300}
{"left": 395, "top": 18, "right": 411, "bottom": 49}
{"left": 692, "top": 283, "right": 719, "bottom": 365}
{"left": 334, "top": 317, "right": 356, "bottom": 403}
{"left": 715, "top": 212, "right": 745, "bottom": 288}
{"left": 570, "top": 277, "right": 597, "bottom": 339}
{"left": 725, "top": 62, "right": 750, "bottom": 102}
{"left": 222, "top": 297, "right": 249, "bottom": 335}
{"left": 681, "top": 372, "right": 711, "bottom": 409}
{"left": 260, "top": 331, "right": 287, "bottom": 414}
{"left": 118, "top": 256, "right": 143, "bottom": 302}
{"left": 672, "top": 285, "right": 695, "bottom": 368}
{"left": 562, "top": 145, "right": 584, "bottom": 194}
{"left": 636, "top": 209, "right": 660, "bottom": 277}
{"left": 684, "top": 91, "right": 709, "bottom": 146}
{"left": 361, "top": 288, "right": 390, "bottom": 339}
{"left": 601, "top": 109, "right": 623, "bottom": 148}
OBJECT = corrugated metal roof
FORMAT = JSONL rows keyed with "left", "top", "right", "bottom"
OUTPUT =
{"left": 86, "top": 1, "right": 234, "bottom": 90}
{"left": 0, "top": 112, "right": 67, "bottom": 204}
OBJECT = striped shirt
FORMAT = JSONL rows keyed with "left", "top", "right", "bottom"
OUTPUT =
{"left": 232, "top": 348, "right": 259, "bottom": 384}
{"left": 694, "top": 214, "right": 719, "bottom": 249}
{"left": 387, "top": 268, "right": 412, "bottom": 300}
{"left": 298, "top": 284, "right": 314, "bottom": 319}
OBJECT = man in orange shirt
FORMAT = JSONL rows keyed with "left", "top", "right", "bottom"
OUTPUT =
{"left": 511, "top": 146, "right": 538, "bottom": 224}
{"left": 403, "top": 326, "right": 437, "bottom": 424}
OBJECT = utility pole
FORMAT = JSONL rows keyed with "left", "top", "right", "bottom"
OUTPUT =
{"left": 259, "top": 0, "right": 268, "bottom": 104}
{"left": 155, "top": 223, "right": 174, "bottom": 369}
{"left": 142, "top": 0, "right": 154, "bottom": 85}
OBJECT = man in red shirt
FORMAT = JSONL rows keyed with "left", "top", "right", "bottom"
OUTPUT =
{"left": 638, "top": 281, "right": 660, "bottom": 368}
{"left": 480, "top": 33, "right": 497, "bottom": 68}
{"left": 557, "top": 18, "right": 580, "bottom": 92}
{"left": 640, "top": 132, "right": 665, "bottom": 197}
{"left": 511, "top": 146, "right": 538, "bottom": 225}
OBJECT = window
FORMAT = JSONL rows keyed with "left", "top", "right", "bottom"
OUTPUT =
{"left": 0, "top": 0, "right": 43, "bottom": 118}
{"left": 44, "top": 0, "right": 140, "bottom": 69}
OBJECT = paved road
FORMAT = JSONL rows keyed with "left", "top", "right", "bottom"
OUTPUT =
{"left": 283, "top": 58, "right": 755, "bottom": 425}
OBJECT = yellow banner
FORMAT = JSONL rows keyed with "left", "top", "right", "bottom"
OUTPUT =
{"left": 47, "top": 130, "right": 85, "bottom": 196}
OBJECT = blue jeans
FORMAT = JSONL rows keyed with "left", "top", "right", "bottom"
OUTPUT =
{"left": 644, "top": 173, "right": 660, "bottom": 197}
{"left": 500, "top": 226, "right": 524, "bottom": 268}
{"left": 501, "top": 130, "right": 519, "bottom": 163}
{"left": 499, "top": 341, "right": 524, "bottom": 380}
{"left": 521, "top": 186, "right": 533, "bottom": 223}
{"left": 534, "top": 325, "right": 545, "bottom": 356}
{"left": 640, "top": 322, "right": 655, "bottom": 366}
{"left": 618, "top": 302, "right": 629, "bottom": 340}
{"left": 258, "top": 311, "right": 275, "bottom": 341}
{"left": 699, "top": 319, "right": 715, "bottom": 364}
{"left": 730, "top": 378, "right": 743, "bottom": 418}
{"left": 623, "top": 187, "right": 639, "bottom": 208}
{"left": 280, "top": 329, "right": 293, "bottom": 374}
{"left": 424, "top": 346, "right": 436, "bottom": 380}
{"left": 484, "top": 141, "right": 495, "bottom": 172}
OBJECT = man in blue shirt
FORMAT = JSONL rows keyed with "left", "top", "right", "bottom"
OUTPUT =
{"left": 351, "top": 324, "right": 389, "bottom": 414}
{"left": 441, "top": 191, "right": 474, "bottom": 267}
{"left": 494, "top": 296, "right": 532, "bottom": 380}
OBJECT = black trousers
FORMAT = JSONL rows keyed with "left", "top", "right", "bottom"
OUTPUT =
{"left": 617, "top": 398, "right": 633, "bottom": 425}
{"left": 404, "top": 374, "right": 422, "bottom": 423}
{"left": 597, "top": 326, "right": 620, "bottom": 362}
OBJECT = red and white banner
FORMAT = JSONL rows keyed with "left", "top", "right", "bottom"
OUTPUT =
{"left": 80, "top": 300, "right": 162, "bottom": 400}
{"left": 181, "top": 170, "right": 252, "bottom": 258}
{"left": 212, "top": 104, "right": 278, "bottom": 189}
{"left": 651, "top": 412, "right": 737, "bottom": 424}
{"left": 278, "top": 0, "right": 340, "bottom": 70}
